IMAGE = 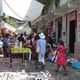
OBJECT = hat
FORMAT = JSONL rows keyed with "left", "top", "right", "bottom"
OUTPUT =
{"left": 39, "top": 33, "right": 45, "bottom": 39}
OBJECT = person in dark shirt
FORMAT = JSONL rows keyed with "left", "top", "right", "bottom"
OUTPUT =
{"left": 2, "top": 37, "right": 8, "bottom": 57}
{"left": 18, "top": 33, "right": 24, "bottom": 48}
{"left": 18, "top": 33, "right": 24, "bottom": 42}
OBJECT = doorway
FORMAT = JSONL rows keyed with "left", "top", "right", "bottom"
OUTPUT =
{"left": 69, "top": 20, "right": 76, "bottom": 53}
{"left": 58, "top": 19, "right": 62, "bottom": 41}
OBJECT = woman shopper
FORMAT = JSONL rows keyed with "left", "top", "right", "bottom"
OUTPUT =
{"left": 55, "top": 41, "right": 68, "bottom": 76}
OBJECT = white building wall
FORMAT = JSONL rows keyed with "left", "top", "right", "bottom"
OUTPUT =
{"left": 77, "top": 10, "right": 80, "bottom": 42}
{"left": 59, "top": 0, "right": 68, "bottom": 7}
{"left": 62, "top": 16, "right": 67, "bottom": 46}
{"left": 74, "top": 10, "right": 80, "bottom": 56}
{"left": 54, "top": 0, "right": 80, "bottom": 54}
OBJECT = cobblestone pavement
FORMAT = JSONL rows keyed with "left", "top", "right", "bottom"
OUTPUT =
{"left": 24, "top": 60, "right": 80, "bottom": 80}
{"left": 0, "top": 58, "right": 80, "bottom": 80}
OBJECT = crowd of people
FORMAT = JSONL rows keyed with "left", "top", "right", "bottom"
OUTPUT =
{"left": 0, "top": 32, "right": 68, "bottom": 76}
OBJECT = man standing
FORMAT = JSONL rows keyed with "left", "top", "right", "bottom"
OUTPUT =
{"left": 37, "top": 33, "right": 46, "bottom": 65}
{"left": 18, "top": 33, "right": 24, "bottom": 48}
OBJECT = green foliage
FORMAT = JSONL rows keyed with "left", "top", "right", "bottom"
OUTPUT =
{"left": 2, "top": 15, "right": 19, "bottom": 28}
{"left": 38, "top": 0, "right": 54, "bottom": 15}
{"left": 54, "top": 0, "right": 60, "bottom": 8}
{"left": 28, "top": 21, "right": 32, "bottom": 27}
{"left": 6, "top": 17, "right": 18, "bottom": 27}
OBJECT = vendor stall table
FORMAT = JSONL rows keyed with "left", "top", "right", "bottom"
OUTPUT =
{"left": 11, "top": 48, "right": 32, "bottom": 62}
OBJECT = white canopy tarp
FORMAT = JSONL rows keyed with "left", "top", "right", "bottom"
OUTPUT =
{"left": 15, "top": 22, "right": 32, "bottom": 34}
{"left": 24, "top": 0, "right": 44, "bottom": 21}
{"left": 3, "top": 22, "right": 16, "bottom": 32}
{"left": 2, "top": 0, "right": 44, "bottom": 21}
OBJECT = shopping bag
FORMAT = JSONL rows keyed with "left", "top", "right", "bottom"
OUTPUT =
{"left": 52, "top": 50, "right": 58, "bottom": 63}
{"left": 36, "top": 46, "right": 40, "bottom": 53}
{"left": 48, "top": 56, "right": 53, "bottom": 61}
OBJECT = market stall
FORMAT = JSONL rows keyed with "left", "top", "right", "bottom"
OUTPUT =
{"left": 11, "top": 48, "right": 32, "bottom": 61}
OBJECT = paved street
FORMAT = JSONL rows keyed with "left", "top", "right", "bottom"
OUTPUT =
{"left": 0, "top": 58, "right": 80, "bottom": 80}
{"left": 25, "top": 60, "right": 80, "bottom": 80}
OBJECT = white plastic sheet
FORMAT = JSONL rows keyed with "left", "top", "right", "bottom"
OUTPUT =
{"left": 2, "top": 0, "right": 32, "bottom": 20}
{"left": 15, "top": 22, "right": 32, "bottom": 34}
{"left": 3, "top": 22, "right": 16, "bottom": 32}
{"left": 24, "top": 0, "right": 44, "bottom": 21}
{"left": 2, "top": 0, "right": 44, "bottom": 21}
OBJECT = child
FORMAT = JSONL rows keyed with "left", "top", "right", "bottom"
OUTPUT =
{"left": 55, "top": 41, "right": 68, "bottom": 76}
{"left": 47, "top": 46, "right": 57, "bottom": 62}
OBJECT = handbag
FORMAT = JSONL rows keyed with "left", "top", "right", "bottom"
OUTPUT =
{"left": 36, "top": 46, "right": 40, "bottom": 53}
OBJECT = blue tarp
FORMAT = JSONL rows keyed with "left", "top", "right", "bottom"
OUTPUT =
{"left": 72, "top": 61, "right": 80, "bottom": 69}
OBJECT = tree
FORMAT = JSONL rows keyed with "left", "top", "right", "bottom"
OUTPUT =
{"left": 38, "top": 0, "right": 54, "bottom": 15}
{"left": 28, "top": 21, "right": 32, "bottom": 27}
{"left": 2, "top": 15, "right": 23, "bottom": 28}
{"left": 54, "top": 0, "right": 60, "bottom": 8}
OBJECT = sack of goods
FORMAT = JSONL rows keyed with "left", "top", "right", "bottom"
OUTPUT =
{"left": 0, "top": 41, "right": 3, "bottom": 48}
